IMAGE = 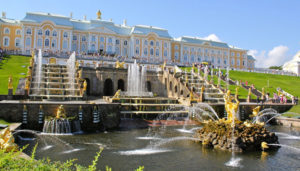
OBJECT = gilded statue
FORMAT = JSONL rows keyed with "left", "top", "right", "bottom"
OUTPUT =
{"left": 25, "top": 79, "right": 30, "bottom": 90}
{"left": 250, "top": 106, "right": 261, "bottom": 118}
{"left": 0, "top": 128, "right": 18, "bottom": 152}
{"left": 115, "top": 61, "right": 125, "bottom": 69}
{"left": 83, "top": 80, "right": 87, "bottom": 91}
{"left": 8, "top": 75, "right": 13, "bottom": 89}
{"left": 161, "top": 61, "right": 166, "bottom": 71}
{"left": 113, "top": 89, "right": 121, "bottom": 99}
{"left": 75, "top": 61, "right": 79, "bottom": 69}
{"left": 235, "top": 87, "right": 239, "bottom": 99}
{"left": 97, "top": 10, "right": 102, "bottom": 19}
{"left": 56, "top": 105, "right": 67, "bottom": 119}
{"left": 31, "top": 50, "right": 35, "bottom": 58}
{"left": 248, "top": 88, "right": 251, "bottom": 96}
{"left": 224, "top": 90, "right": 240, "bottom": 122}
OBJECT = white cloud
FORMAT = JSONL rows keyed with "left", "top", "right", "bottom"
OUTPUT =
{"left": 248, "top": 45, "right": 289, "bottom": 68}
{"left": 202, "top": 34, "right": 221, "bottom": 42}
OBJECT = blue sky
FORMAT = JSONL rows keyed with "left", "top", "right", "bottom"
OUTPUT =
{"left": 1, "top": 0, "right": 299, "bottom": 67}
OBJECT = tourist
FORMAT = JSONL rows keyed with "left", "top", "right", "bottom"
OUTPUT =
{"left": 296, "top": 96, "right": 299, "bottom": 105}
{"left": 280, "top": 95, "right": 284, "bottom": 104}
{"left": 292, "top": 96, "right": 295, "bottom": 104}
{"left": 245, "top": 80, "right": 248, "bottom": 86}
{"left": 266, "top": 93, "right": 269, "bottom": 103}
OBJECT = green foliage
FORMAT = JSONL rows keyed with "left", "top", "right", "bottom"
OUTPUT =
{"left": 89, "top": 148, "right": 103, "bottom": 171}
{"left": 269, "top": 66, "right": 282, "bottom": 70}
{"left": 135, "top": 166, "right": 144, "bottom": 171}
{"left": 0, "top": 55, "right": 30, "bottom": 94}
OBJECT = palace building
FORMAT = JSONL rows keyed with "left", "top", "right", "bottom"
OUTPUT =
{"left": 0, "top": 11, "right": 255, "bottom": 70}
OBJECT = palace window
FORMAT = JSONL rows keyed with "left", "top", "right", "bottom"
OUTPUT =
{"left": 15, "top": 38, "right": 20, "bottom": 47}
{"left": 184, "top": 53, "right": 188, "bottom": 61}
{"left": 63, "top": 32, "right": 68, "bottom": 38}
{"left": 144, "top": 40, "right": 148, "bottom": 46}
{"left": 237, "top": 53, "right": 240, "bottom": 57}
{"left": 100, "top": 37, "right": 104, "bottom": 42}
{"left": 218, "top": 50, "right": 221, "bottom": 55}
{"left": 150, "top": 41, "right": 154, "bottom": 46}
{"left": 224, "top": 51, "right": 227, "bottom": 56}
{"left": 91, "top": 36, "right": 96, "bottom": 42}
{"left": 38, "top": 29, "right": 43, "bottom": 36}
{"left": 124, "top": 40, "right": 127, "bottom": 45}
{"left": 211, "top": 50, "right": 215, "bottom": 54}
{"left": 224, "top": 59, "right": 227, "bottom": 65}
{"left": 45, "top": 30, "right": 50, "bottom": 36}
{"left": 116, "top": 39, "right": 120, "bottom": 45}
{"left": 26, "top": 28, "right": 32, "bottom": 35}
{"left": 231, "top": 52, "right": 235, "bottom": 56}
{"left": 52, "top": 31, "right": 57, "bottom": 36}
{"left": 37, "top": 39, "right": 42, "bottom": 47}
{"left": 243, "top": 60, "right": 245, "bottom": 66}
{"left": 16, "top": 29, "right": 21, "bottom": 35}
{"left": 108, "top": 46, "right": 112, "bottom": 53}
{"left": 45, "top": 39, "right": 50, "bottom": 47}
{"left": 155, "top": 49, "right": 159, "bottom": 56}
{"left": 72, "top": 43, "right": 77, "bottom": 51}
{"left": 3, "top": 37, "right": 9, "bottom": 47}
{"left": 81, "top": 44, "right": 86, "bottom": 52}
{"left": 156, "top": 41, "right": 159, "bottom": 47}
{"left": 191, "top": 54, "right": 195, "bottom": 62}
{"left": 4, "top": 28, "right": 10, "bottom": 34}
{"left": 197, "top": 56, "right": 201, "bottom": 62}
{"left": 135, "top": 47, "right": 139, "bottom": 54}
{"left": 150, "top": 48, "right": 154, "bottom": 56}
{"left": 115, "top": 47, "right": 120, "bottom": 55}
{"left": 237, "top": 60, "right": 240, "bottom": 66}
{"left": 100, "top": 44, "right": 104, "bottom": 50}
{"left": 123, "top": 48, "right": 127, "bottom": 55}
{"left": 91, "top": 44, "right": 95, "bottom": 51}
{"left": 25, "top": 37, "right": 31, "bottom": 47}
{"left": 205, "top": 49, "right": 208, "bottom": 53}
{"left": 198, "top": 48, "right": 201, "bottom": 53}
{"left": 73, "top": 35, "right": 77, "bottom": 41}
{"left": 231, "top": 58, "right": 235, "bottom": 65}
{"left": 217, "top": 57, "right": 221, "bottom": 64}
{"left": 144, "top": 48, "right": 148, "bottom": 55}
{"left": 108, "top": 37, "right": 112, "bottom": 43}
{"left": 164, "top": 42, "right": 167, "bottom": 48}
{"left": 175, "top": 45, "right": 179, "bottom": 50}
{"left": 175, "top": 52, "right": 179, "bottom": 60}
{"left": 52, "top": 40, "right": 57, "bottom": 48}
{"left": 191, "top": 48, "right": 194, "bottom": 52}
{"left": 164, "top": 50, "right": 167, "bottom": 57}
{"left": 212, "top": 57, "right": 215, "bottom": 63}
{"left": 82, "top": 36, "right": 86, "bottom": 42}
{"left": 63, "top": 40, "right": 68, "bottom": 49}
{"left": 136, "top": 39, "right": 140, "bottom": 45}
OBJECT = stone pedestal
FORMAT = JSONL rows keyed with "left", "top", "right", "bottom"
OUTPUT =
{"left": 8, "top": 89, "right": 13, "bottom": 100}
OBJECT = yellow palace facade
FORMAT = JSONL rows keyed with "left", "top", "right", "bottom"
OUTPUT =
{"left": 0, "top": 11, "right": 255, "bottom": 70}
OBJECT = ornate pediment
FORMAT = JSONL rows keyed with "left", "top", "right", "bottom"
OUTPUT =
{"left": 89, "top": 27, "right": 116, "bottom": 34}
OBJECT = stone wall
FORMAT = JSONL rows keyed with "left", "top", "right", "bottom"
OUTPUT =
{"left": 0, "top": 102, "right": 120, "bottom": 132}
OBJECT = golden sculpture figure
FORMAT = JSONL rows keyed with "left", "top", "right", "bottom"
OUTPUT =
{"left": 224, "top": 90, "right": 239, "bottom": 122}
{"left": 250, "top": 106, "right": 261, "bottom": 118}
{"left": 248, "top": 88, "right": 252, "bottom": 96}
{"left": 113, "top": 89, "right": 121, "bottom": 99}
{"left": 83, "top": 80, "right": 87, "bottom": 91}
{"left": 115, "top": 61, "right": 125, "bottom": 69}
{"left": 0, "top": 128, "right": 18, "bottom": 152}
{"left": 31, "top": 50, "right": 35, "bottom": 58}
{"left": 97, "top": 10, "right": 102, "bottom": 19}
{"left": 8, "top": 75, "right": 13, "bottom": 89}
{"left": 235, "top": 87, "right": 239, "bottom": 99}
{"left": 56, "top": 105, "right": 67, "bottom": 119}
{"left": 75, "top": 61, "right": 79, "bottom": 69}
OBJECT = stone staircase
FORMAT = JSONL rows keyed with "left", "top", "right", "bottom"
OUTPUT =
{"left": 29, "top": 64, "right": 83, "bottom": 100}
{"left": 178, "top": 71, "right": 224, "bottom": 103}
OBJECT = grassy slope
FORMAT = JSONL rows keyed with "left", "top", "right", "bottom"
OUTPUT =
{"left": 0, "top": 55, "right": 30, "bottom": 94}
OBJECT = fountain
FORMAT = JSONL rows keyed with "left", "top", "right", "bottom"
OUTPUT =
{"left": 67, "top": 52, "right": 76, "bottom": 96}
{"left": 34, "top": 49, "right": 43, "bottom": 95}
{"left": 42, "top": 105, "right": 78, "bottom": 134}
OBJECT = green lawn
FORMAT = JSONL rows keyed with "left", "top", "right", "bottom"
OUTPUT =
{"left": 0, "top": 55, "right": 30, "bottom": 94}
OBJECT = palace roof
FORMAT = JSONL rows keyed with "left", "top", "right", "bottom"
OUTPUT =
{"left": 178, "top": 36, "right": 230, "bottom": 48}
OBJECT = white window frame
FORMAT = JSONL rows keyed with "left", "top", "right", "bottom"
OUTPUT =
{"left": 3, "top": 36, "right": 9, "bottom": 47}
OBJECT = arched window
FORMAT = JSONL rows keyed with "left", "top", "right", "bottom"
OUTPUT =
{"left": 150, "top": 41, "right": 154, "bottom": 46}
{"left": 191, "top": 54, "right": 195, "bottom": 62}
{"left": 123, "top": 40, "right": 127, "bottom": 45}
{"left": 52, "top": 40, "right": 57, "bottom": 48}
{"left": 63, "top": 32, "right": 68, "bottom": 38}
{"left": 63, "top": 40, "right": 68, "bottom": 49}
{"left": 37, "top": 39, "right": 42, "bottom": 47}
{"left": 155, "top": 49, "right": 159, "bottom": 56}
{"left": 108, "top": 45, "right": 112, "bottom": 53}
{"left": 144, "top": 48, "right": 148, "bottom": 55}
{"left": 25, "top": 37, "right": 31, "bottom": 47}
{"left": 108, "top": 37, "right": 112, "bottom": 43}
{"left": 136, "top": 39, "right": 139, "bottom": 45}
{"left": 224, "top": 59, "right": 227, "bottom": 65}
{"left": 116, "top": 39, "right": 120, "bottom": 44}
{"left": 150, "top": 48, "right": 154, "bottom": 56}
{"left": 144, "top": 40, "right": 148, "bottom": 45}
{"left": 135, "top": 47, "right": 139, "bottom": 54}
{"left": 26, "top": 28, "right": 32, "bottom": 35}
{"left": 117, "top": 79, "right": 125, "bottom": 91}
{"left": 73, "top": 35, "right": 77, "bottom": 41}
{"left": 3, "top": 37, "right": 9, "bottom": 47}
{"left": 81, "top": 44, "right": 86, "bottom": 51}
{"left": 231, "top": 58, "right": 235, "bottom": 65}
{"left": 197, "top": 55, "right": 201, "bottom": 62}
{"left": 45, "top": 30, "right": 50, "bottom": 36}
{"left": 217, "top": 57, "right": 221, "bottom": 64}
{"left": 198, "top": 48, "right": 201, "bottom": 53}
{"left": 72, "top": 43, "right": 77, "bottom": 51}
{"left": 156, "top": 41, "right": 159, "bottom": 46}
{"left": 82, "top": 36, "right": 86, "bottom": 42}
{"left": 211, "top": 57, "right": 215, "bottom": 63}
{"left": 91, "top": 36, "right": 96, "bottom": 42}
{"left": 37, "top": 29, "right": 42, "bottom": 35}
{"left": 146, "top": 81, "right": 151, "bottom": 92}
{"left": 184, "top": 53, "right": 188, "bottom": 61}
{"left": 16, "top": 29, "right": 21, "bottom": 35}
{"left": 175, "top": 86, "right": 178, "bottom": 93}
{"left": 100, "top": 44, "right": 104, "bottom": 50}
{"left": 123, "top": 48, "right": 127, "bottom": 55}
{"left": 52, "top": 30, "right": 57, "bottom": 36}
{"left": 4, "top": 28, "right": 10, "bottom": 34}
{"left": 164, "top": 42, "right": 167, "bottom": 48}
{"left": 15, "top": 38, "right": 20, "bottom": 47}
{"left": 45, "top": 39, "right": 50, "bottom": 47}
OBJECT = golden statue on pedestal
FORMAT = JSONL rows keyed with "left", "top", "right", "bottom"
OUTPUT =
{"left": 0, "top": 128, "right": 18, "bottom": 152}
{"left": 97, "top": 10, "right": 102, "bottom": 19}
{"left": 56, "top": 105, "right": 66, "bottom": 119}
{"left": 250, "top": 106, "right": 261, "bottom": 118}
{"left": 31, "top": 50, "right": 35, "bottom": 58}
{"left": 113, "top": 89, "right": 121, "bottom": 99}
{"left": 8, "top": 75, "right": 13, "bottom": 89}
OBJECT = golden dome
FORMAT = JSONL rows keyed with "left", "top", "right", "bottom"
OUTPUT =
{"left": 97, "top": 10, "right": 101, "bottom": 19}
